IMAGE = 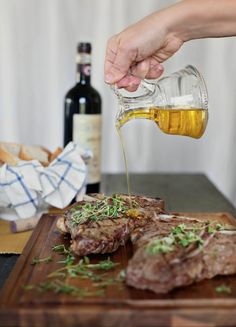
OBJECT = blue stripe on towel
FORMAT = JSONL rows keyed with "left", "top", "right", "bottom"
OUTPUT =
{"left": 7, "top": 166, "right": 37, "bottom": 209}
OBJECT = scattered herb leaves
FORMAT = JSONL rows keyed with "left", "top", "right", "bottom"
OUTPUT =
{"left": 118, "top": 269, "right": 126, "bottom": 281}
{"left": 24, "top": 243, "right": 124, "bottom": 298}
{"left": 70, "top": 195, "right": 138, "bottom": 226}
{"left": 146, "top": 238, "right": 175, "bottom": 255}
{"left": 57, "top": 253, "right": 75, "bottom": 266}
{"left": 31, "top": 256, "right": 53, "bottom": 265}
{"left": 215, "top": 284, "right": 232, "bottom": 294}
{"left": 146, "top": 221, "right": 223, "bottom": 255}
{"left": 208, "top": 225, "right": 215, "bottom": 234}
{"left": 216, "top": 223, "right": 223, "bottom": 230}
{"left": 52, "top": 244, "right": 71, "bottom": 254}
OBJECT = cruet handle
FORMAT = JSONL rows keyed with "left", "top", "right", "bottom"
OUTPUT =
{"left": 110, "top": 79, "right": 155, "bottom": 99}
{"left": 139, "top": 79, "right": 156, "bottom": 96}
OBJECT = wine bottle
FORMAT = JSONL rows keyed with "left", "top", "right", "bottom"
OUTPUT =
{"left": 64, "top": 42, "right": 102, "bottom": 193}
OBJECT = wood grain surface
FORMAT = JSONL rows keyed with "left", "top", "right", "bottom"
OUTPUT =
{"left": 1, "top": 212, "right": 236, "bottom": 327}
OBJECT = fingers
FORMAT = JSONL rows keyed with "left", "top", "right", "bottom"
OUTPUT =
{"left": 104, "top": 35, "right": 137, "bottom": 84}
{"left": 115, "top": 58, "right": 164, "bottom": 91}
{"left": 131, "top": 58, "right": 164, "bottom": 79}
{"left": 116, "top": 75, "right": 141, "bottom": 92}
{"left": 104, "top": 36, "right": 164, "bottom": 91}
{"left": 130, "top": 60, "right": 150, "bottom": 79}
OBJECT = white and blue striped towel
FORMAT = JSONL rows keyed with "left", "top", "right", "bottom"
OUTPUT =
{"left": 0, "top": 142, "right": 92, "bottom": 220}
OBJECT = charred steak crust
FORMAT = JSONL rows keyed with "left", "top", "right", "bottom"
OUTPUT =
{"left": 59, "top": 194, "right": 165, "bottom": 256}
{"left": 126, "top": 214, "right": 236, "bottom": 293}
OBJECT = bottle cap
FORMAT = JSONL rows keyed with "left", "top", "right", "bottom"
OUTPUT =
{"left": 77, "top": 42, "right": 92, "bottom": 53}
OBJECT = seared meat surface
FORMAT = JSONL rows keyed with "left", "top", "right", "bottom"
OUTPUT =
{"left": 126, "top": 214, "right": 236, "bottom": 293}
{"left": 57, "top": 194, "right": 165, "bottom": 256}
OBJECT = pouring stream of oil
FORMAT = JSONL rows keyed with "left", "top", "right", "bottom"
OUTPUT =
{"left": 116, "top": 125, "right": 132, "bottom": 206}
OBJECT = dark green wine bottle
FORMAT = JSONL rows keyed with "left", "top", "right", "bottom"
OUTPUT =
{"left": 64, "top": 42, "right": 102, "bottom": 193}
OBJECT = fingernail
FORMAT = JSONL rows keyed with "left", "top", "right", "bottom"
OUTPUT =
{"left": 105, "top": 73, "right": 114, "bottom": 83}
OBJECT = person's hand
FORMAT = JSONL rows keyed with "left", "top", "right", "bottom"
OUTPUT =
{"left": 104, "top": 11, "right": 184, "bottom": 91}
{"left": 105, "top": 0, "right": 236, "bottom": 91}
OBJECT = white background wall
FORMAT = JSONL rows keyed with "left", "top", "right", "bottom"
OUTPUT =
{"left": 0, "top": 0, "right": 236, "bottom": 206}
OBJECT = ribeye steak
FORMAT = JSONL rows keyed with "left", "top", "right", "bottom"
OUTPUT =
{"left": 126, "top": 214, "right": 236, "bottom": 293}
{"left": 57, "top": 193, "right": 165, "bottom": 256}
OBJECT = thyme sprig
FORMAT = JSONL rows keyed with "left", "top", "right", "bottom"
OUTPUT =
{"left": 215, "top": 284, "right": 232, "bottom": 294}
{"left": 57, "top": 254, "right": 75, "bottom": 266}
{"left": 52, "top": 244, "right": 71, "bottom": 254}
{"left": 47, "top": 256, "right": 118, "bottom": 279}
{"left": 70, "top": 195, "right": 138, "bottom": 226}
{"left": 86, "top": 257, "right": 119, "bottom": 270}
{"left": 31, "top": 256, "right": 53, "bottom": 265}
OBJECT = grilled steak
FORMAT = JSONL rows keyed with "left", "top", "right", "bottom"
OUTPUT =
{"left": 126, "top": 214, "right": 236, "bottom": 293}
{"left": 57, "top": 196, "right": 236, "bottom": 294}
{"left": 57, "top": 193, "right": 165, "bottom": 256}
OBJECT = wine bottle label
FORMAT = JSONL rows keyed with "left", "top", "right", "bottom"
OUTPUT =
{"left": 73, "top": 114, "right": 101, "bottom": 184}
{"left": 81, "top": 64, "right": 91, "bottom": 76}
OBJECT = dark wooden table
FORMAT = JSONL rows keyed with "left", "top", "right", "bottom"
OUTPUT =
{"left": 1, "top": 173, "right": 235, "bottom": 290}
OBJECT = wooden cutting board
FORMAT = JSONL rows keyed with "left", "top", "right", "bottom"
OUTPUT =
{"left": 1, "top": 212, "right": 236, "bottom": 327}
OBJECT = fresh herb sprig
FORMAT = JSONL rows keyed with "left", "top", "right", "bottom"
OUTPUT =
{"left": 31, "top": 256, "right": 53, "bottom": 265}
{"left": 86, "top": 257, "right": 118, "bottom": 270}
{"left": 52, "top": 244, "right": 71, "bottom": 254}
{"left": 146, "top": 236, "right": 175, "bottom": 255}
{"left": 215, "top": 284, "right": 232, "bottom": 294}
{"left": 47, "top": 256, "right": 118, "bottom": 279}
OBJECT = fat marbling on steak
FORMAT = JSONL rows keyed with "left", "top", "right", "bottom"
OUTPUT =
{"left": 57, "top": 193, "right": 165, "bottom": 256}
{"left": 126, "top": 214, "right": 236, "bottom": 293}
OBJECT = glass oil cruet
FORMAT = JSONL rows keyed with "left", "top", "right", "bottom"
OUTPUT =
{"left": 113, "top": 65, "right": 209, "bottom": 139}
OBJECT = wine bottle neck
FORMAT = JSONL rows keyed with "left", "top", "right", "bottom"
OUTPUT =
{"left": 76, "top": 52, "right": 91, "bottom": 84}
